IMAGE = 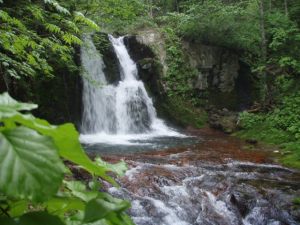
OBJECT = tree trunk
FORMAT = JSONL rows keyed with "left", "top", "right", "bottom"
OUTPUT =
{"left": 258, "top": 0, "right": 268, "bottom": 104}
{"left": 0, "top": 65, "right": 10, "bottom": 92}
{"left": 149, "top": 0, "right": 153, "bottom": 18}
{"left": 284, "top": 0, "right": 288, "bottom": 16}
{"left": 175, "top": 0, "right": 179, "bottom": 12}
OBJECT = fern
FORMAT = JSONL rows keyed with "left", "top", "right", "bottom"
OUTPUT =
{"left": 27, "top": 5, "right": 44, "bottom": 22}
{"left": 45, "top": 23, "right": 62, "bottom": 34}
{"left": 62, "top": 33, "right": 82, "bottom": 45}
{"left": 0, "top": 10, "right": 9, "bottom": 21}
{"left": 65, "top": 20, "right": 80, "bottom": 34}
{"left": 74, "top": 11, "right": 100, "bottom": 31}
{"left": 43, "top": 0, "right": 70, "bottom": 15}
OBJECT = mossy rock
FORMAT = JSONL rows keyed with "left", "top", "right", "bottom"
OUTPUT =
{"left": 92, "top": 32, "right": 120, "bottom": 84}
{"left": 157, "top": 95, "right": 208, "bottom": 128}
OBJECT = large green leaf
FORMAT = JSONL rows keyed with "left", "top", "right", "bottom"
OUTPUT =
{"left": 6, "top": 114, "right": 116, "bottom": 184}
{"left": 84, "top": 198, "right": 130, "bottom": 223}
{"left": 0, "top": 126, "right": 64, "bottom": 202}
{"left": 0, "top": 92, "right": 37, "bottom": 119}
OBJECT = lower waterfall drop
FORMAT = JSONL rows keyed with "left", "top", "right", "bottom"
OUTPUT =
{"left": 80, "top": 34, "right": 183, "bottom": 145}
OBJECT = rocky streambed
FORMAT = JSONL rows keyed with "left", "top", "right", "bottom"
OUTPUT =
{"left": 94, "top": 128, "right": 300, "bottom": 225}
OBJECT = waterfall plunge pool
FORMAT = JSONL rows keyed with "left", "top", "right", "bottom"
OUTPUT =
{"left": 80, "top": 132, "right": 199, "bottom": 154}
{"left": 80, "top": 34, "right": 198, "bottom": 154}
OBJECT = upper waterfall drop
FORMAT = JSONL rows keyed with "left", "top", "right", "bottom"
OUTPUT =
{"left": 80, "top": 34, "right": 183, "bottom": 145}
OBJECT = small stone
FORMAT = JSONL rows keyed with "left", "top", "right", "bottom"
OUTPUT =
{"left": 245, "top": 139, "right": 258, "bottom": 145}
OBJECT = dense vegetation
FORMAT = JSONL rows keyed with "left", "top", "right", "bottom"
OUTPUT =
{"left": 1, "top": 0, "right": 300, "bottom": 223}
{"left": 0, "top": 93, "right": 133, "bottom": 224}
{"left": 126, "top": 0, "right": 300, "bottom": 168}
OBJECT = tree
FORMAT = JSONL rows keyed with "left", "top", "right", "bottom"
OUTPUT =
{"left": 0, "top": 0, "right": 99, "bottom": 84}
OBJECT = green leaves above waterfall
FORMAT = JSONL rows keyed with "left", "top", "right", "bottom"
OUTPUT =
{"left": 0, "top": 0, "right": 99, "bottom": 79}
{"left": 0, "top": 92, "right": 134, "bottom": 225}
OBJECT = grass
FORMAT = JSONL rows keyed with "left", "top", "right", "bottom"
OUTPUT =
{"left": 235, "top": 122, "right": 300, "bottom": 169}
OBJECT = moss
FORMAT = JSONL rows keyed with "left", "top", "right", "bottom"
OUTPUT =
{"left": 235, "top": 124, "right": 300, "bottom": 169}
{"left": 158, "top": 95, "right": 208, "bottom": 128}
{"left": 293, "top": 198, "right": 300, "bottom": 205}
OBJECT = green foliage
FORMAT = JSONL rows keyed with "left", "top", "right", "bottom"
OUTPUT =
{"left": 0, "top": 93, "right": 134, "bottom": 225}
{"left": 266, "top": 11, "right": 300, "bottom": 74}
{"left": 293, "top": 198, "right": 300, "bottom": 205}
{"left": 0, "top": 92, "right": 37, "bottom": 119}
{"left": 160, "top": 96, "right": 207, "bottom": 128}
{"left": 239, "top": 112, "right": 265, "bottom": 130}
{"left": 176, "top": 0, "right": 261, "bottom": 53}
{"left": 71, "top": 0, "right": 146, "bottom": 33}
{"left": 237, "top": 86, "right": 300, "bottom": 168}
{"left": 161, "top": 27, "right": 197, "bottom": 98}
{"left": 0, "top": 0, "right": 99, "bottom": 80}
{"left": 0, "top": 126, "right": 65, "bottom": 202}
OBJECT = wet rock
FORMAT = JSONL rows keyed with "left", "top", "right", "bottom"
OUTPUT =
{"left": 124, "top": 35, "right": 164, "bottom": 99}
{"left": 291, "top": 208, "right": 300, "bottom": 221}
{"left": 92, "top": 32, "right": 120, "bottom": 84}
{"left": 207, "top": 106, "right": 238, "bottom": 133}
{"left": 245, "top": 139, "right": 258, "bottom": 145}
{"left": 230, "top": 193, "right": 249, "bottom": 217}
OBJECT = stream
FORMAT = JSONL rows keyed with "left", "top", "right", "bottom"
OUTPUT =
{"left": 97, "top": 128, "right": 300, "bottom": 225}
{"left": 80, "top": 34, "right": 300, "bottom": 225}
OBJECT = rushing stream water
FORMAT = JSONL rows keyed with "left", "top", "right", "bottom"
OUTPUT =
{"left": 80, "top": 35, "right": 300, "bottom": 225}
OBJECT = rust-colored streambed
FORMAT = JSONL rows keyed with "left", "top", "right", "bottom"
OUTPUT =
{"left": 90, "top": 128, "right": 300, "bottom": 225}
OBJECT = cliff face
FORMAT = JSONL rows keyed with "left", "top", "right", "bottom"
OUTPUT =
{"left": 124, "top": 29, "right": 257, "bottom": 111}
{"left": 182, "top": 41, "right": 239, "bottom": 93}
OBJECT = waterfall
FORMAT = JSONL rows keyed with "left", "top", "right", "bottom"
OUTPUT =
{"left": 81, "top": 35, "right": 117, "bottom": 134}
{"left": 80, "top": 34, "right": 182, "bottom": 145}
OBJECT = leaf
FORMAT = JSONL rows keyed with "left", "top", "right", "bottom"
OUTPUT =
{"left": 0, "top": 126, "right": 64, "bottom": 202}
{"left": 19, "top": 212, "right": 65, "bottom": 225}
{"left": 7, "top": 114, "right": 117, "bottom": 185}
{"left": 43, "top": 0, "right": 70, "bottom": 15}
{"left": 8, "top": 200, "right": 28, "bottom": 217}
{"left": 45, "top": 197, "right": 85, "bottom": 216}
{"left": 45, "top": 23, "right": 62, "bottom": 34}
{"left": 74, "top": 12, "right": 100, "bottom": 31}
{"left": 64, "top": 181, "right": 98, "bottom": 202}
{"left": 83, "top": 198, "right": 130, "bottom": 223}
{"left": 0, "top": 92, "right": 37, "bottom": 119}
{"left": 62, "top": 33, "right": 82, "bottom": 45}
{"left": 0, "top": 218, "right": 18, "bottom": 225}
{"left": 95, "top": 157, "right": 127, "bottom": 177}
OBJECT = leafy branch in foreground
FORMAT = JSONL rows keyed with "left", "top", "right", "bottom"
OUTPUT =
{"left": 0, "top": 92, "right": 134, "bottom": 225}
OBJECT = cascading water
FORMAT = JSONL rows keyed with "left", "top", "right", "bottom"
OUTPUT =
{"left": 80, "top": 34, "right": 183, "bottom": 145}
{"left": 81, "top": 35, "right": 117, "bottom": 134}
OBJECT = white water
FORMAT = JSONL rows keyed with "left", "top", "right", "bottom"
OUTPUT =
{"left": 108, "top": 161, "right": 300, "bottom": 225}
{"left": 80, "top": 35, "right": 183, "bottom": 145}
